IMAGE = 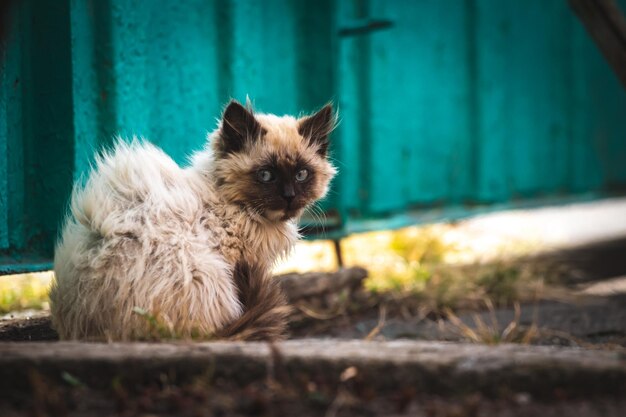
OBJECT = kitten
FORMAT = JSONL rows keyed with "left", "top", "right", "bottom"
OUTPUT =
{"left": 49, "top": 100, "right": 337, "bottom": 341}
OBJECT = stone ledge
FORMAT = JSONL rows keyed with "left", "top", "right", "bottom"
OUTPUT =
{"left": 1, "top": 339, "right": 624, "bottom": 399}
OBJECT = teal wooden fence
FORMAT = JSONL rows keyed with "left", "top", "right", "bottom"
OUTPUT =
{"left": 2, "top": 0, "right": 626, "bottom": 273}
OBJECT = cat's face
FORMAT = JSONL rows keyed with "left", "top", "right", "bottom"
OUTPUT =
{"left": 212, "top": 100, "right": 337, "bottom": 222}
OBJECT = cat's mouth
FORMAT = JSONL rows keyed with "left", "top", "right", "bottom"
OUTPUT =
{"left": 265, "top": 207, "right": 304, "bottom": 222}
{"left": 281, "top": 209, "right": 301, "bottom": 221}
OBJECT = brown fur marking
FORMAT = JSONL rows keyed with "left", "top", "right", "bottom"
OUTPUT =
{"left": 218, "top": 262, "right": 291, "bottom": 341}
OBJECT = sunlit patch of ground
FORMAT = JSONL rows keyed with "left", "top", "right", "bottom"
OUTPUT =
{"left": 275, "top": 198, "right": 626, "bottom": 310}
{"left": 579, "top": 276, "right": 626, "bottom": 296}
{"left": 0, "top": 271, "right": 53, "bottom": 316}
{"left": 276, "top": 220, "right": 552, "bottom": 306}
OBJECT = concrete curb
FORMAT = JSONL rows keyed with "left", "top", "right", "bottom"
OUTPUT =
{"left": 1, "top": 340, "right": 624, "bottom": 399}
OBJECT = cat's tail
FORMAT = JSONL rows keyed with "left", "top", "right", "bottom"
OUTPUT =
{"left": 218, "top": 262, "right": 291, "bottom": 341}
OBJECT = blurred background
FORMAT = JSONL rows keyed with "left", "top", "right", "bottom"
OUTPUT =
{"left": 1, "top": 0, "right": 626, "bottom": 345}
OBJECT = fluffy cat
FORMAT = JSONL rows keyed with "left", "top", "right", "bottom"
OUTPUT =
{"left": 49, "top": 100, "right": 337, "bottom": 341}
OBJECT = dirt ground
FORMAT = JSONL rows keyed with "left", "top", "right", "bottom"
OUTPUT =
{"left": 288, "top": 238, "right": 626, "bottom": 347}
{"left": 1, "top": 238, "right": 625, "bottom": 416}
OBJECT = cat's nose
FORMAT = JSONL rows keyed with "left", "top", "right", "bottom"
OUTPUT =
{"left": 283, "top": 184, "right": 296, "bottom": 204}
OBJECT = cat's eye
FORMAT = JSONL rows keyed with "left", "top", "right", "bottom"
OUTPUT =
{"left": 257, "top": 169, "right": 275, "bottom": 183}
{"left": 295, "top": 169, "right": 309, "bottom": 182}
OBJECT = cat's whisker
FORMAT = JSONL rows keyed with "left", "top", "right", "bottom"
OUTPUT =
{"left": 303, "top": 203, "right": 328, "bottom": 239}
{"left": 308, "top": 203, "right": 327, "bottom": 224}
{"left": 326, "top": 156, "right": 346, "bottom": 169}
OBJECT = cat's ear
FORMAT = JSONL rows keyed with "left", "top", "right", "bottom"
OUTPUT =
{"left": 298, "top": 104, "right": 337, "bottom": 157}
{"left": 219, "top": 100, "right": 264, "bottom": 154}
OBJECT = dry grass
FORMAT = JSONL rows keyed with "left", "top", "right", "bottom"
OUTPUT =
{"left": 131, "top": 307, "right": 216, "bottom": 341}
{"left": 353, "top": 226, "right": 567, "bottom": 314}
{"left": 275, "top": 223, "right": 563, "bottom": 316}
{"left": 444, "top": 300, "right": 539, "bottom": 345}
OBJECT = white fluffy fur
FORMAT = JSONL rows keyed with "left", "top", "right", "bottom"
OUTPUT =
{"left": 51, "top": 141, "right": 243, "bottom": 339}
